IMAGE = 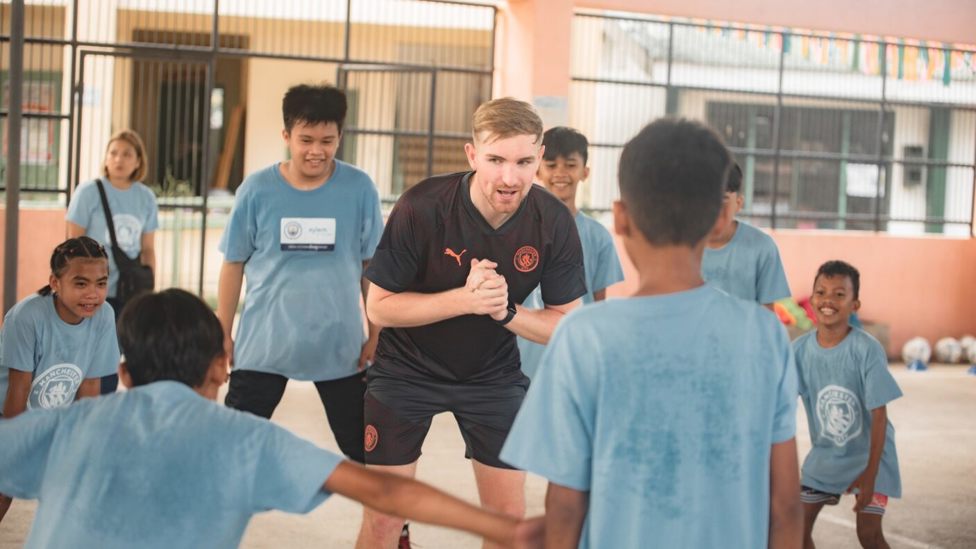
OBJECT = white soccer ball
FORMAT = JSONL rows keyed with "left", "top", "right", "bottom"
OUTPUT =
{"left": 901, "top": 337, "right": 931, "bottom": 365}
{"left": 934, "top": 337, "right": 963, "bottom": 363}
{"left": 959, "top": 335, "right": 976, "bottom": 355}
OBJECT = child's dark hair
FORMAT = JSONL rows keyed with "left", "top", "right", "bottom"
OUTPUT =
{"left": 282, "top": 84, "right": 347, "bottom": 133}
{"left": 726, "top": 162, "right": 742, "bottom": 193}
{"left": 815, "top": 260, "right": 861, "bottom": 299}
{"left": 542, "top": 126, "right": 589, "bottom": 165}
{"left": 617, "top": 118, "right": 731, "bottom": 246}
{"left": 117, "top": 289, "right": 225, "bottom": 388}
{"left": 38, "top": 236, "right": 109, "bottom": 296}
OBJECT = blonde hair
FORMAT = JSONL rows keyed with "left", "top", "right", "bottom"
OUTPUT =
{"left": 471, "top": 97, "right": 543, "bottom": 144}
{"left": 103, "top": 129, "right": 148, "bottom": 182}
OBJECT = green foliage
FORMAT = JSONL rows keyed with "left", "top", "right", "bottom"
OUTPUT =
{"left": 150, "top": 167, "right": 194, "bottom": 197}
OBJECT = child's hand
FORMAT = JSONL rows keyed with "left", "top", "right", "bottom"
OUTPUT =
{"left": 513, "top": 515, "right": 544, "bottom": 548}
{"left": 846, "top": 471, "right": 876, "bottom": 513}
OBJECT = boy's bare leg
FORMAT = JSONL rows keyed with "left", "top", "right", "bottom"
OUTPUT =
{"left": 356, "top": 462, "right": 418, "bottom": 549}
{"left": 472, "top": 460, "right": 526, "bottom": 549}
{"left": 855, "top": 512, "right": 890, "bottom": 549}
{"left": 0, "top": 494, "right": 11, "bottom": 523}
{"left": 802, "top": 501, "right": 825, "bottom": 549}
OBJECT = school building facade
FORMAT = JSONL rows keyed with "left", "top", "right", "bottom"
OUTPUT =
{"left": 2, "top": 0, "right": 975, "bottom": 355}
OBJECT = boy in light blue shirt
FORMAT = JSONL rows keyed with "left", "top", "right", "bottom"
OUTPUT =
{"left": 217, "top": 84, "right": 383, "bottom": 463}
{"left": 793, "top": 260, "right": 901, "bottom": 548}
{"left": 0, "top": 289, "right": 543, "bottom": 549}
{"left": 517, "top": 127, "right": 625, "bottom": 379}
{"left": 501, "top": 119, "right": 802, "bottom": 548}
{"left": 703, "top": 163, "right": 791, "bottom": 307}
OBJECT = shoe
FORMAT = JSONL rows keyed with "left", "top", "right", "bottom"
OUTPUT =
{"left": 398, "top": 523, "right": 411, "bottom": 549}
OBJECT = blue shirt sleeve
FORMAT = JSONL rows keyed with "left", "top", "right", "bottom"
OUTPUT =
{"left": 756, "top": 238, "right": 791, "bottom": 304}
{"left": 771, "top": 324, "right": 798, "bottom": 443}
{"left": 65, "top": 182, "right": 97, "bottom": 229}
{"left": 2, "top": 305, "right": 38, "bottom": 374}
{"left": 87, "top": 304, "right": 121, "bottom": 379}
{"left": 0, "top": 408, "right": 62, "bottom": 498}
{"left": 220, "top": 185, "right": 257, "bottom": 263}
{"left": 792, "top": 337, "right": 807, "bottom": 397}
{"left": 360, "top": 180, "right": 383, "bottom": 260}
{"left": 862, "top": 338, "right": 902, "bottom": 410}
{"left": 251, "top": 423, "right": 343, "bottom": 514}
{"left": 501, "top": 319, "right": 595, "bottom": 491}
{"left": 143, "top": 186, "right": 160, "bottom": 232}
{"left": 590, "top": 226, "right": 625, "bottom": 294}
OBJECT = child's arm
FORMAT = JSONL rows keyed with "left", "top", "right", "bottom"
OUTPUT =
{"left": 846, "top": 405, "right": 887, "bottom": 512}
{"left": 216, "top": 261, "right": 245, "bottom": 364}
{"left": 543, "top": 482, "right": 588, "bottom": 549}
{"left": 1, "top": 370, "right": 32, "bottom": 418}
{"left": 75, "top": 378, "right": 101, "bottom": 400}
{"left": 323, "top": 461, "right": 543, "bottom": 548}
{"left": 768, "top": 438, "right": 802, "bottom": 549}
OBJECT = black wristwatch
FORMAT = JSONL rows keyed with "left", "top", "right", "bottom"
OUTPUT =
{"left": 496, "top": 303, "right": 517, "bottom": 326}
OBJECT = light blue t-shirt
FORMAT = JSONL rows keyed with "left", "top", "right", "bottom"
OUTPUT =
{"left": 502, "top": 286, "right": 797, "bottom": 548}
{"left": 66, "top": 178, "right": 160, "bottom": 298}
{"left": 702, "top": 220, "right": 790, "bottom": 304}
{"left": 793, "top": 328, "right": 902, "bottom": 497}
{"left": 0, "top": 294, "right": 119, "bottom": 412}
{"left": 219, "top": 161, "right": 383, "bottom": 381}
{"left": 0, "top": 381, "right": 342, "bottom": 549}
{"left": 517, "top": 210, "right": 625, "bottom": 379}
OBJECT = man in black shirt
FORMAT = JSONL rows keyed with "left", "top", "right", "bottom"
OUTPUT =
{"left": 357, "top": 97, "right": 586, "bottom": 548}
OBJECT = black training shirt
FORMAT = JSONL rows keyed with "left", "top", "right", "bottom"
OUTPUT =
{"left": 366, "top": 172, "right": 586, "bottom": 382}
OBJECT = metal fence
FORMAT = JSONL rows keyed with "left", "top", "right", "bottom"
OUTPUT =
{"left": 570, "top": 12, "right": 976, "bottom": 235}
{"left": 1, "top": 0, "right": 495, "bottom": 304}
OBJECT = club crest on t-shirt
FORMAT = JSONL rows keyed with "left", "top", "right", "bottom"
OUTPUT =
{"left": 106, "top": 213, "right": 144, "bottom": 255}
{"left": 514, "top": 245, "right": 539, "bottom": 273}
{"left": 29, "top": 363, "right": 84, "bottom": 410}
{"left": 816, "top": 384, "right": 862, "bottom": 447}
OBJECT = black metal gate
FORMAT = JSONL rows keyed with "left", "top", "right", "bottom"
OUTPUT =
{"left": 75, "top": 48, "right": 214, "bottom": 295}
{"left": 2, "top": 0, "right": 497, "bottom": 310}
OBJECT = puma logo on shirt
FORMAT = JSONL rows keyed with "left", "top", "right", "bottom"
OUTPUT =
{"left": 444, "top": 247, "right": 467, "bottom": 266}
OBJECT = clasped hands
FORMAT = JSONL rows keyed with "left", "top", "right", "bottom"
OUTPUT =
{"left": 464, "top": 258, "right": 510, "bottom": 322}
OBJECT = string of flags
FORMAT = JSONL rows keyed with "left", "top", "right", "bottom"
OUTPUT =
{"left": 690, "top": 20, "right": 975, "bottom": 86}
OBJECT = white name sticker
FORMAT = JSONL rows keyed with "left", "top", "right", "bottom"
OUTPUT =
{"left": 280, "top": 217, "right": 336, "bottom": 251}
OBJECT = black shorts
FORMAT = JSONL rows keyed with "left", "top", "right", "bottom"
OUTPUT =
{"left": 363, "top": 368, "right": 529, "bottom": 469}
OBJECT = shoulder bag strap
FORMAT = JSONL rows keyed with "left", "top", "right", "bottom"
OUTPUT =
{"left": 95, "top": 179, "right": 121, "bottom": 251}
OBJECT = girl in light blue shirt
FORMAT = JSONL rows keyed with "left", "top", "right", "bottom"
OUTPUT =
{"left": 67, "top": 129, "right": 158, "bottom": 394}
{"left": 0, "top": 236, "right": 120, "bottom": 523}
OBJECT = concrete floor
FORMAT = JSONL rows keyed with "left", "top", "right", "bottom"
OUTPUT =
{"left": 1, "top": 364, "right": 974, "bottom": 548}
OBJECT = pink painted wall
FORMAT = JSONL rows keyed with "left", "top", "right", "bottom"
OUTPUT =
{"left": 496, "top": 0, "right": 574, "bottom": 102}
{"left": 577, "top": 0, "right": 976, "bottom": 46}
{"left": 606, "top": 230, "right": 976, "bottom": 356}
{"left": 0, "top": 208, "right": 67, "bottom": 311}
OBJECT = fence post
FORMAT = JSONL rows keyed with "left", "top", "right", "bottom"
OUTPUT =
{"left": 4, "top": 0, "right": 26, "bottom": 314}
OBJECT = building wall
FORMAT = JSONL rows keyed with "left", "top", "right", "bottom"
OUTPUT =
{"left": 606, "top": 227, "right": 976, "bottom": 357}
{"left": 575, "top": 0, "right": 976, "bottom": 46}
{"left": 0, "top": 208, "right": 68, "bottom": 309}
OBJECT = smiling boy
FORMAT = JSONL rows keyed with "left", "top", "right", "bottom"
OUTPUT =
{"left": 792, "top": 261, "right": 902, "bottom": 549}
{"left": 216, "top": 84, "right": 383, "bottom": 464}
{"left": 516, "top": 127, "right": 624, "bottom": 379}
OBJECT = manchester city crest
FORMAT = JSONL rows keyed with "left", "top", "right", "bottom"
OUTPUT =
{"left": 29, "top": 363, "right": 84, "bottom": 410}
{"left": 816, "top": 384, "right": 862, "bottom": 447}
